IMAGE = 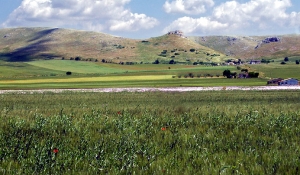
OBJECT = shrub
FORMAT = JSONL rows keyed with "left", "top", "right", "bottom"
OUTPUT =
{"left": 66, "top": 71, "right": 72, "bottom": 75}
{"left": 75, "top": 57, "right": 81, "bottom": 61}
{"left": 190, "top": 49, "right": 196, "bottom": 52}
{"left": 284, "top": 57, "right": 289, "bottom": 62}
{"left": 296, "top": 60, "right": 299, "bottom": 65}
{"left": 153, "top": 59, "right": 160, "bottom": 64}
{"left": 188, "top": 73, "right": 194, "bottom": 78}
{"left": 169, "top": 60, "right": 176, "bottom": 64}
{"left": 241, "top": 69, "right": 248, "bottom": 73}
{"left": 281, "top": 61, "right": 286, "bottom": 64}
{"left": 223, "top": 69, "right": 231, "bottom": 78}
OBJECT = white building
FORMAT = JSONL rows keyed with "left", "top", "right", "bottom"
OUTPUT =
{"left": 278, "top": 78, "right": 299, "bottom": 86}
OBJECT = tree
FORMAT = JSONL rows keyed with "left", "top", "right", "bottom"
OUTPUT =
{"left": 241, "top": 69, "right": 248, "bottom": 73}
{"left": 223, "top": 69, "right": 231, "bottom": 78}
{"left": 169, "top": 59, "right": 176, "bottom": 64}
{"left": 153, "top": 59, "right": 160, "bottom": 64}
{"left": 284, "top": 57, "right": 289, "bottom": 62}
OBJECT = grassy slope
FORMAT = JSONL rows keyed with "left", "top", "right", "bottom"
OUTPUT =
{"left": 0, "top": 27, "right": 226, "bottom": 63}
{"left": 191, "top": 35, "right": 300, "bottom": 60}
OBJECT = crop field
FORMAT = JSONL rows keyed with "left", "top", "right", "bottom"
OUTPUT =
{"left": 0, "top": 90, "right": 300, "bottom": 174}
{"left": 249, "top": 63, "right": 300, "bottom": 79}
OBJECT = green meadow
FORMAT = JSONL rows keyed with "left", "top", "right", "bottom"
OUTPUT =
{"left": 1, "top": 90, "right": 300, "bottom": 174}
{"left": 0, "top": 59, "right": 281, "bottom": 89}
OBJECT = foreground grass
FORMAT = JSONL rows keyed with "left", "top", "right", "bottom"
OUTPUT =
{"left": 1, "top": 91, "right": 300, "bottom": 174}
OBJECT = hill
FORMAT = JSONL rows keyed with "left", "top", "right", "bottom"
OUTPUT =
{"left": 0, "top": 27, "right": 226, "bottom": 64}
{"left": 189, "top": 35, "right": 300, "bottom": 60}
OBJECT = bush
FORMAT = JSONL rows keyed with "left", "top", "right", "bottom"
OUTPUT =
{"left": 153, "top": 59, "right": 160, "bottom": 64}
{"left": 190, "top": 49, "right": 196, "bottom": 52}
{"left": 169, "top": 60, "right": 176, "bottom": 64}
{"left": 241, "top": 69, "right": 248, "bottom": 73}
{"left": 223, "top": 69, "right": 231, "bottom": 78}
{"left": 284, "top": 57, "right": 289, "bottom": 62}
{"left": 188, "top": 73, "right": 194, "bottom": 78}
{"left": 296, "top": 60, "right": 299, "bottom": 65}
{"left": 75, "top": 57, "right": 81, "bottom": 61}
{"left": 281, "top": 61, "right": 286, "bottom": 65}
{"left": 66, "top": 71, "right": 72, "bottom": 75}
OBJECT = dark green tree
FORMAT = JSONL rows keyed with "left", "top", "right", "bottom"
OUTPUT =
{"left": 223, "top": 69, "right": 231, "bottom": 78}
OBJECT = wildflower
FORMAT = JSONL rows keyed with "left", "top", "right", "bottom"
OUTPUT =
{"left": 53, "top": 148, "right": 59, "bottom": 154}
{"left": 161, "top": 127, "right": 166, "bottom": 131}
{"left": 117, "top": 111, "right": 121, "bottom": 115}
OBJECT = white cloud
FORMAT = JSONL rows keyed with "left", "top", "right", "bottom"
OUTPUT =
{"left": 3, "top": 0, "right": 158, "bottom": 32}
{"left": 164, "top": 0, "right": 215, "bottom": 15}
{"left": 163, "top": 16, "right": 227, "bottom": 34}
{"left": 164, "top": 0, "right": 300, "bottom": 35}
{"left": 110, "top": 13, "right": 158, "bottom": 31}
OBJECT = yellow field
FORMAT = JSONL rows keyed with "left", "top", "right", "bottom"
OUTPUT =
{"left": 0, "top": 75, "right": 172, "bottom": 84}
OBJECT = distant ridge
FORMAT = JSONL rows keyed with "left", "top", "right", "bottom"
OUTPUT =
{"left": 189, "top": 34, "right": 300, "bottom": 60}
{"left": 0, "top": 27, "right": 299, "bottom": 63}
{"left": 0, "top": 27, "right": 226, "bottom": 63}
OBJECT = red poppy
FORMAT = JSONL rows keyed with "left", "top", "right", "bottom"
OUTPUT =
{"left": 117, "top": 111, "right": 121, "bottom": 115}
{"left": 53, "top": 148, "right": 59, "bottom": 154}
{"left": 161, "top": 127, "right": 166, "bottom": 131}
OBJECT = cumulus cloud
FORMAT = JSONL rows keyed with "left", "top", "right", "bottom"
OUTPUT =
{"left": 163, "top": 16, "right": 228, "bottom": 34}
{"left": 163, "top": 0, "right": 215, "bottom": 15}
{"left": 164, "top": 0, "right": 300, "bottom": 35}
{"left": 3, "top": 0, "right": 158, "bottom": 32}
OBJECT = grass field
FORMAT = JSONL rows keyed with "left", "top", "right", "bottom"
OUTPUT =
{"left": 1, "top": 90, "right": 300, "bottom": 174}
{"left": 0, "top": 58, "right": 299, "bottom": 89}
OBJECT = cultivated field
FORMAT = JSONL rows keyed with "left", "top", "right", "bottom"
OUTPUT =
{"left": 0, "top": 90, "right": 300, "bottom": 174}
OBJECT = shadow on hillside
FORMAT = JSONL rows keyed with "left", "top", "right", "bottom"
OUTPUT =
{"left": 1, "top": 28, "right": 61, "bottom": 62}
{"left": 28, "top": 28, "right": 59, "bottom": 42}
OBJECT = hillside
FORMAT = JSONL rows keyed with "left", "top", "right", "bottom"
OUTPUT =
{"left": 190, "top": 35, "right": 300, "bottom": 60}
{"left": 0, "top": 27, "right": 226, "bottom": 64}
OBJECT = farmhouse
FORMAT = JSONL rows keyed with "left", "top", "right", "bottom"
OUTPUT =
{"left": 278, "top": 78, "right": 299, "bottom": 86}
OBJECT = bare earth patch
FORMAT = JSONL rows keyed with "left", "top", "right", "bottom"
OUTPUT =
{"left": 0, "top": 86, "right": 300, "bottom": 94}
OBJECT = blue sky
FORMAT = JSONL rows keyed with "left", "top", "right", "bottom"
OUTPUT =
{"left": 1, "top": 0, "right": 300, "bottom": 39}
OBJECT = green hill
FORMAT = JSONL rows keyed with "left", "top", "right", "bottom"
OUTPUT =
{"left": 0, "top": 27, "right": 226, "bottom": 64}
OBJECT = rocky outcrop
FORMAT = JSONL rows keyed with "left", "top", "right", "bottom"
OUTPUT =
{"left": 262, "top": 37, "right": 280, "bottom": 43}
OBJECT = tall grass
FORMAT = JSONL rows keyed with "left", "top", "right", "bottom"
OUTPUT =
{"left": 1, "top": 91, "right": 300, "bottom": 174}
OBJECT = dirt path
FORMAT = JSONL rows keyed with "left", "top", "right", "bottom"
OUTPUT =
{"left": 0, "top": 86, "right": 300, "bottom": 94}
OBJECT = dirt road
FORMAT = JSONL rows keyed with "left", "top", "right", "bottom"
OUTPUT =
{"left": 0, "top": 86, "right": 300, "bottom": 94}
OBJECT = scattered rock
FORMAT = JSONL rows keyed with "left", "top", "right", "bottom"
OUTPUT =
{"left": 262, "top": 37, "right": 280, "bottom": 43}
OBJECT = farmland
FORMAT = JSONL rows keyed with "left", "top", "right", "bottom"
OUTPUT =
{"left": 1, "top": 27, "right": 300, "bottom": 174}
{"left": 1, "top": 90, "right": 300, "bottom": 174}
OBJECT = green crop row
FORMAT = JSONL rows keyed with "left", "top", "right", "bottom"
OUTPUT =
{"left": 0, "top": 91, "right": 300, "bottom": 174}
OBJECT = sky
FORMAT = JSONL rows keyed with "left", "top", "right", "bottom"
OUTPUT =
{"left": 0, "top": 0, "right": 300, "bottom": 39}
